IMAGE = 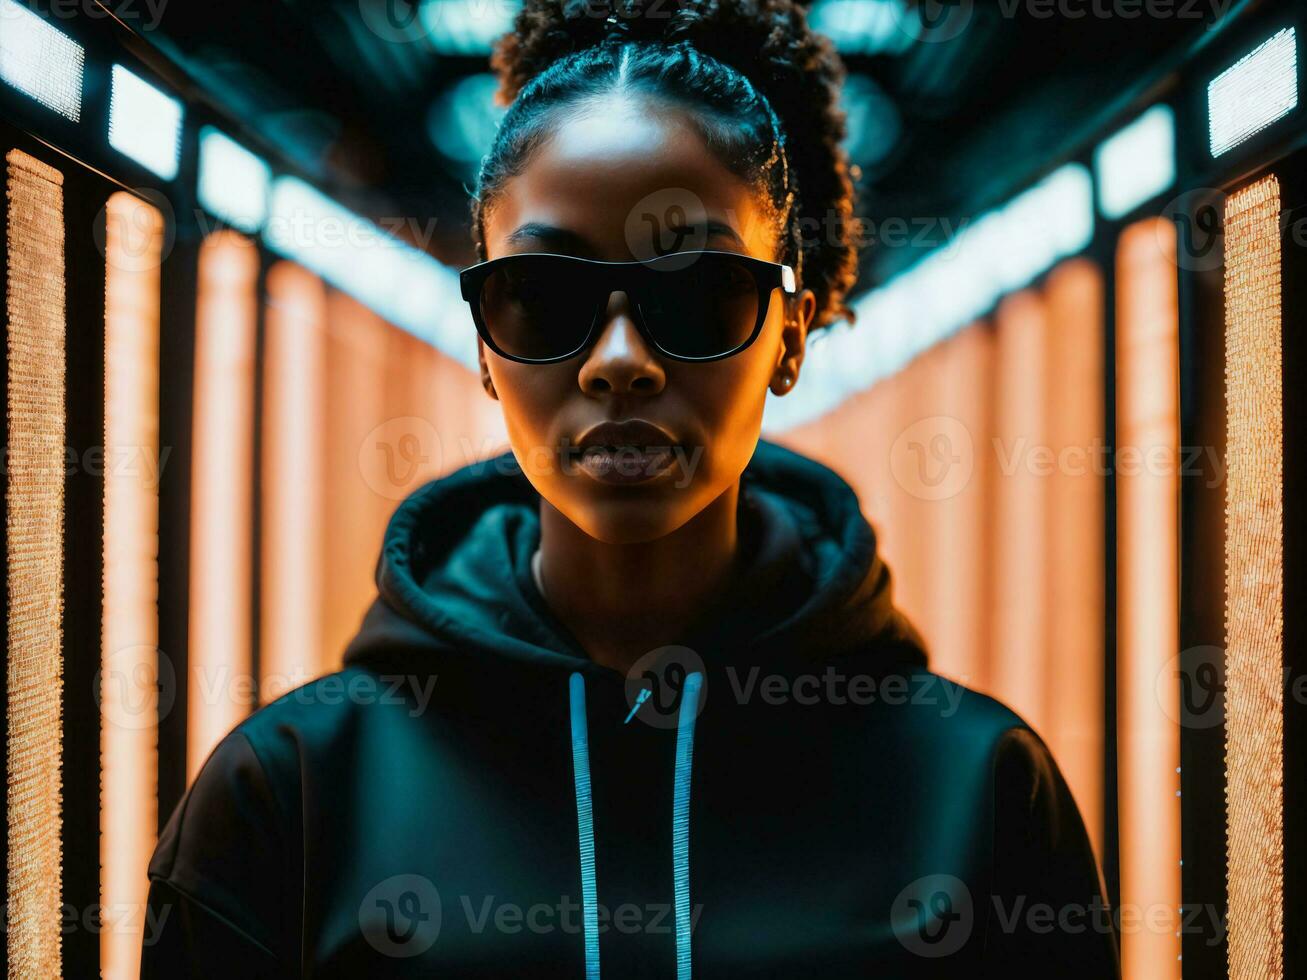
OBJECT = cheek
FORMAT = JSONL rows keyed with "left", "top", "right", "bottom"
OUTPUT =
{"left": 692, "top": 311, "right": 782, "bottom": 435}
{"left": 674, "top": 344, "right": 777, "bottom": 485}
{"left": 490, "top": 363, "right": 568, "bottom": 473}
{"left": 690, "top": 358, "right": 767, "bottom": 435}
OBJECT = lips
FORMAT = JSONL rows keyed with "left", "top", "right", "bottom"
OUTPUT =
{"left": 572, "top": 418, "right": 680, "bottom": 454}
{"left": 562, "top": 419, "right": 683, "bottom": 485}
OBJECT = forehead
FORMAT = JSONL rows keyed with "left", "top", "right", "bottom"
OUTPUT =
{"left": 483, "top": 100, "right": 777, "bottom": 261}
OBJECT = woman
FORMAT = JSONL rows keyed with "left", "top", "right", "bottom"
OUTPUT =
{"left": 143, "top": 0, "right": 1121, "bottom": 976}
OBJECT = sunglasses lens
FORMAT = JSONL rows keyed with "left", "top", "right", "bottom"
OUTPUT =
{"left": 474, "top": 252, "right": 768, "bottom": 361}
{"left": 637, "top": 253, "right": 761, "bottom": 358}
{"left": 479, "top": 255, "right": 594, "bottom": 360}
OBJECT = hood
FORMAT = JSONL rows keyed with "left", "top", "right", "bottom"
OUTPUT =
{"left": 341, "top": 437, "right": 928, "bottom": 686}
{"left": 337, "top": 437, "right": 928, "bottom": 980}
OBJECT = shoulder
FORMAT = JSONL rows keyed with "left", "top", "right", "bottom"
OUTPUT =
{"left": 153, "top": 665, "right": 426, "bottom": 865}
{"left": 907, "top": 669, "right": 1028, "bottom": 730}
{"left": 916, "top": 674, "right": 1073, "bottom": 810}
{"left": 147, "top": 667, "right": 421, "bottom": 932}
{"left": 919, "top": 670, "right": 1066, "bottom": 788}
{"left": 892, "top": 673, "right": 1117, "bottom": 968}
{"left": 227, "top": 663, "right": 435, "bottom": 766}
{"left": 865, "top": 667, "right": 1074, "bottom": 809}
{"left": 145, "top": 721, "right": 294, "bottom": 970}
{"left": 148, "top": 725, "right": 283, "bottom": 884}
{"left": 873, "top": 666, "right": 1038, "bottom": 751}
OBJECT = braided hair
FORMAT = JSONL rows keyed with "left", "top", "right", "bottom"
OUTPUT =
{"left": 471, "top": 0, "right": 861, "bottom": 334}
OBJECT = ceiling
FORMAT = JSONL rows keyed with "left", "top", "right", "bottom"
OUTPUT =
{"left": 124, "top": 0, "right": 1239, "bottom": 288}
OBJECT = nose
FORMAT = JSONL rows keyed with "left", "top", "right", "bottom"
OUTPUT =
{"left": 576, "top": 290, "right": 666, "bottom": 396}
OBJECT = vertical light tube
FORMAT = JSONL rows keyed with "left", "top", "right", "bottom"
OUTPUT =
{"left": 319, "top": 291, "right": 508, "bottom": 676}
{"left": 766, "top": 322, "right": 994, "bottom": 693}
{"left": 188, "top": 231, "right": 259, "bottom": 780}
{"left": 921, "top": 322, "right": 994, "bottom": 693}
{"left": 1043, "top": 259, "right": 1106, "bottom": 864}
{"left": 5, "top": 148, "right": 66, "bottom": 979}
{"left": 261, "top": 261, "right": 325, "bottom": 703}
{"left": 883, "top": 351, "right": 938, "bottom": 653}
{"left": 320, "top": 291, "right": 388, "bottom": 678}
{"left": 1115, "top": 216, "right": 1181, "bottom": 980}
{"left": 388, "top": 312, "right": 510, "bottom": 476}
{"left": 1222, "top": 174, "right": 1283, "bottom": 980}
{"left": 100, "top": 191, "right": 163, "bottom": 980}
{"left": 990, "top": 289, "right": 1051, "bottom": 736}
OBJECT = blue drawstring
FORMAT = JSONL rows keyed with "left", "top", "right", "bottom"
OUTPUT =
{"left": 569, "top": 673, "right": 601, "bottom": 980}
{"left": 672, "top": 672, "right": 704, "bottom": 980}
{"left": 568, "top": 670, "right": 704, "bottom": 980}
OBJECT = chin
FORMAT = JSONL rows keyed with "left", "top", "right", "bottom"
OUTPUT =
{"left": 562, "top": 488, "right": 705, "bottom": 545}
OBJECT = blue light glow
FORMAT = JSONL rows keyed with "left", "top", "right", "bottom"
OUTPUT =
{"left": 263, "top": 176, "right": 475, "bottom": 369}
{"left": 841, "top": 74, "right": 901, "bottom": 168}
{"left": 764, "top": 164, "right": 1095, "bottom": 431}
{"left": 427, "top": 73, "right": 507, "bottom": 177}
{"left": 421, "top": 0, "right": 522, "bottom": 56}
{"left": 808, "top": 0, "right": 916, "bottom": 56}
{"left": 1094, "top": 105, "right": 1176, "bottom": 220}
{"left": 108, "top": 65, "right": 183, "bottom": 180}
{"left": 1208, "top": 27, "right": 1298, "bottom": 157}
{"left": 198, "top": 127, "right": 272, "bottom": 233}
{"left": 0, "top": 0, "right": 84, "bottom": 121}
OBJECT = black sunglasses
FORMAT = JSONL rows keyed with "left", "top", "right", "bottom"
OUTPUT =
{"left": 459, "top": 249, "right": 797, "bottom": 364}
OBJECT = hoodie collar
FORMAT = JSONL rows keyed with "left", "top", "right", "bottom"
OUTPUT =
{"left": 342, "top": 438, "right": 927, "bottom": 683}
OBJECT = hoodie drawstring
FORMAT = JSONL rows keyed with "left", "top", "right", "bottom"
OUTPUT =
{"left": 568, "top": 671, "right": 704, "bottom": 980}
{"left": 569, "top": 673, "right": 601, "bottom": 980}
{"left": 672, "top": 671, "right": 704, "bottom": 980}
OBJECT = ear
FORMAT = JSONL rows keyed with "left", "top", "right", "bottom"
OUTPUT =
{"left": 477, "top": 337, "right": 498, "bottom": 401}
{"left": 769, "top": 288, "right": 816, "bottom": 396}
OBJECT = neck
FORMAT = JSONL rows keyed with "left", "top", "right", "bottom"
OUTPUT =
{"left": 535, "top": 483, "right": 743, "bottom": 674}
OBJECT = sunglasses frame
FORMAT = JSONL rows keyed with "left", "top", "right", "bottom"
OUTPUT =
{"left": 459, "top": 249, "right": 798, "bottom": 365}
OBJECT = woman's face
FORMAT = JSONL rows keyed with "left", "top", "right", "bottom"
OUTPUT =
{"left": 478, "top": 98, "right": 816, "bottom": 544}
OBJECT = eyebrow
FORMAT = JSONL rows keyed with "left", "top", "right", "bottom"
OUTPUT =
{"left": 503, "top": 219, "right": 745, "bottom": 254}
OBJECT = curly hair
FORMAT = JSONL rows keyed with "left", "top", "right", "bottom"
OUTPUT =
{"left": 471, "top": 0, "right": 861, "bottom": 334}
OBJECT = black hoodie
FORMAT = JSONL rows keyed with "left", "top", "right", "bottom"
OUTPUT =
{"left": 142, "top": 438, "right": 1121, "bottom": 978}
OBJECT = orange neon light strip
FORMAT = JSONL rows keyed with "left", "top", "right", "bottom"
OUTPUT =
{"left": 260, "top": 262, "right": 326, "bottom": 703}
{"left": 188, "top": 232, "right": 259, "bottom": 780}
{"left": 5, "top": 148, "right": 67, "bottom": 978}
{"left": 1115, "top": 216, "right": 1182, "bottom": 980}
{"left": 100, "top": 191, "right": 164, "bottom": 980}
{"left": 1222, "top": 174, "right": 1284, "bottom": 980}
